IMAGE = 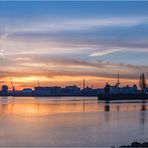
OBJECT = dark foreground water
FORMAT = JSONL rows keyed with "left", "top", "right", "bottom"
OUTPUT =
{"left": 0, "top": 96, "right": 148, "bottom": 147}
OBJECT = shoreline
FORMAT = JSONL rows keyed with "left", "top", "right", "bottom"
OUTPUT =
{"left": 120, "top": 141, "right": 148, "bottom": 147}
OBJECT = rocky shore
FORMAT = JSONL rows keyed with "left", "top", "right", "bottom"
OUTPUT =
{"left": 120, "top": 141, "right": 148, "bottom": 147}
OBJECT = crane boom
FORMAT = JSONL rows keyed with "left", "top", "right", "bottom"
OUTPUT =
{"left": 10, "top": 78, "right": 15, "bottom": 92}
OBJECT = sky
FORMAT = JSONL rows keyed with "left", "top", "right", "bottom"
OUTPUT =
{"left": 1, "top": 1, "right": 148, "bottom": 89}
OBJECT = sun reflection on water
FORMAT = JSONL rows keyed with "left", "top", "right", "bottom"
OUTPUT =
{"left": 0, "top": 97, "right": 147, "bottom": 117}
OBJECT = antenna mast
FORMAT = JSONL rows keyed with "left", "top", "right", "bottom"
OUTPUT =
{"left": 37, "top": 80, "right": 40, "bottom": 87}
{"left": 116, "top": 72, "right": 120, "bottom": 88}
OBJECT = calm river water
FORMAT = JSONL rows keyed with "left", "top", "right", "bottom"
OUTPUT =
{"left": 0, "top": 96, "right": 148, "bottom": 147}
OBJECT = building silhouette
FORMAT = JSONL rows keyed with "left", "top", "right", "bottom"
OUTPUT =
{"left": 1, "top": 85, "right": 8, "bottom": 96}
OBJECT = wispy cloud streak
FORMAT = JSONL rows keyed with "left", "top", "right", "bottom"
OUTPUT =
{"left": 1, "top": 16, "right": 148, "bottom": 35}
{"left": 90, "top": 48, "right": 122, "bottom": 56}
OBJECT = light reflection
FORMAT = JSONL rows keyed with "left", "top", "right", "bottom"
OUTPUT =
{"left": 0, "top": 97, "right": 147, "bottom": 117}
{"left": 140, "top": 100, "right": 147, "bottom": 131}
{"left": 104, "top": 101, "right": 110, "bottom": 122}
{"left": 104, "top": 101, "right": 110, "bottom": 112}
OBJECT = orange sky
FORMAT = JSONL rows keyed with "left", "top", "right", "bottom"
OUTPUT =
{"left": 0, "top": 76, "right": 139, "bottom": 90}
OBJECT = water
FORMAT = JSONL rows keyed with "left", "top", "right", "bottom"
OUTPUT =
{"left": 0, "top": 96, "right": 148, "bottom": 147}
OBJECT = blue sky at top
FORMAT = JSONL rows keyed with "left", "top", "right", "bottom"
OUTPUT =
{"left": 0, "top": 2, "right": 148, "bottom": 19}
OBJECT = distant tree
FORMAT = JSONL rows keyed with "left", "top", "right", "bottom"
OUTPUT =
{"left": 139, "top": 73, "right": 146, "bottom": 92}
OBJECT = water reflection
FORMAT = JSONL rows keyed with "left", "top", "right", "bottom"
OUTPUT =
{"left": 0, "top": 97, "right": 147, "bottom": 117}
{"left": 141, "top": 100, "right": 146, "bottom": 111}
{"left": 116, "top": 105, "right": 120, "bottom": 112}
{"left": 140, "top": 100, "right": 146, "bottom": 130}
{"left": 104, "top": 101, "right": 110, "bottom": 112}
{"left": 0, "top": 97, "right": 147, "bottom": 147}
{"left": 102, "top": 100, "right": 147, "bottom": 130}
{"left": 0, "top": 97, "right": 90, "bottom": 116}
{"left": 83, "top": 97, "right": 86, "bottom": 112}
{"left": 104, "top": 101, "right": 110, "bottom": 122}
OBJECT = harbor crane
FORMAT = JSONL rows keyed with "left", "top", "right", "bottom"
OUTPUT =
{"left": 10, "top": 78, "right": 15, "bottom": 92}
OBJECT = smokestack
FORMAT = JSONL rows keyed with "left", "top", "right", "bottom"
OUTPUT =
{"left": 83, "top": 79, "right": 85, "bottom": 89}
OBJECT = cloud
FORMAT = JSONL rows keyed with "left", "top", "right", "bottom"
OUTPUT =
{"left": 1, "top": 16, "right": 148, "bottom": 36}
{"left": 1, "top": 15, "right": 148, "bottom": 59}
{"left": 65, "top": 17, "right": 148, "bottom": 29}
{"left": 1, "top": 15, "right": 148, "bottom": 87}
{"left": 90, "top": 48, "right": 122, "bottom": 56}
{"left": 90, "top": 46, "right": 148, "bottom": 57}
{"left": 0, "top": 49, "right": 4, "bottom": 57}
{"left": 0, "top": 53, "right": 148, "bottom": 81}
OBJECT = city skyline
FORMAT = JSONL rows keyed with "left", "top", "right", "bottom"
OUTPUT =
{"left": 1, "top": 2, "right": 148, "bottom": 89}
